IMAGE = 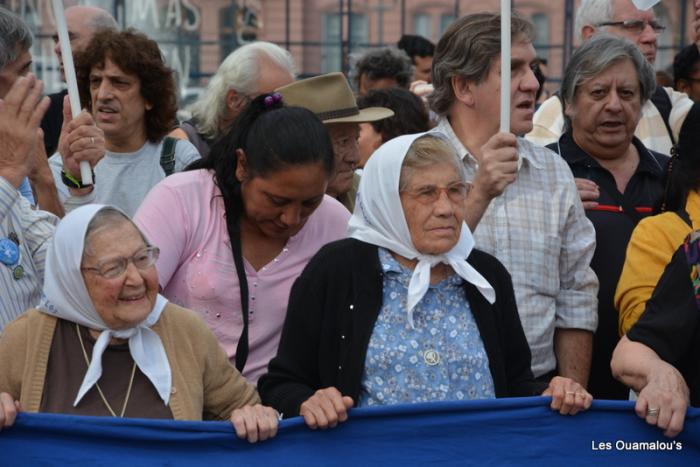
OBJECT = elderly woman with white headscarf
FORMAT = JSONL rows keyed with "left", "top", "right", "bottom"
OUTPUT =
{"left": 258, "top": 133, "right": 592, "bottom": 429}
{"left": 0, "top": 205, "right": 277, "bottom": 442}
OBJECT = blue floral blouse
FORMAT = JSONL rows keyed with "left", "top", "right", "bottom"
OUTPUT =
{"left": 357, "top": 248, "right": 496, "bottom": 407}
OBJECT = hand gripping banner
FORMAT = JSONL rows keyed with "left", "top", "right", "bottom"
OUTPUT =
{"left": 1, "top": 397, "right": 698, "bottom": 466}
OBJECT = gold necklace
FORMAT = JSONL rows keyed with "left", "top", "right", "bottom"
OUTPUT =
{"left": 75, "top": 323, "right": 136, "bottom": 418}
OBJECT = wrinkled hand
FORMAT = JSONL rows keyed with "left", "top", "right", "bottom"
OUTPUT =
{"left": 471, "top": 132, "right": 518, "bottom": 201}
{"left": 230, "top": 404, "right": 279, "bottom": 443}
{"left": 300, "top": 387, "right": 354, "bottom": 430}
{"left": 542, "top": 376, "right": 593, "bottom": 416}
{"left": 635, "top": 362, "right": 689, "bottom": 438}
{"left": 0, "top": 392, "right": 20, "bottom": 431}
{"left": 0, "top": 74, "right": 50, "bottom": 188}
{"left": 575, "top": 178, "right": 599, "bottom": 209}
{"left": 57, "top": 96, "right": 105, "bottom": 179}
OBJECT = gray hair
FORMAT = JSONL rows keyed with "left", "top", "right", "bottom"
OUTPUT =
{"left": 86, "top": 9, "right": 119, "bottom": 31}
{"left": 189, "top": 41, "right": 295, "bottom": 140}
{"left": 575, "top": 0, "right": 614, "bottom": 41}
{"left": 0, "top": 6, "right": 33, "bottom": 71}
{"left": 561, "top": 34, "right": 655, "bottom": 111}
{"left": 399, "top": 134, "right": 467, "bottom": 192}
{"left": 429, "top": 12, "right": 534, "bottom": 116}
{"left": 83, "top": 207, "right": 146, "bottom": 258}
{"left": 349, "top": 47, "right": 413, "bottom": 91}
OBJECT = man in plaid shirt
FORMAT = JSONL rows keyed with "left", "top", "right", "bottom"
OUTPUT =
{"left": 430, "top": 13, "right": 598, "bottom": 386}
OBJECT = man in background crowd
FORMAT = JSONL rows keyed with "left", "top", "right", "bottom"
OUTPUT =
{"left": 41, "top": 5, "right": 118, "bottom": 157}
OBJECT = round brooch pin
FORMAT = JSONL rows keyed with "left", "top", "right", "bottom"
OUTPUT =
{"left": 12, "top": 265, "right": 24, "bottom": 280}
{"left": 0, "top": 238, "right": 20, "bottom": 266}
{"left": 423, "top": 349, "right": 440, "bottom": 366}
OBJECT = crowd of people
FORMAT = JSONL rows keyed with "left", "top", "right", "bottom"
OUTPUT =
{"left": 1, "top": 0, "right": 699, "bottom": 446}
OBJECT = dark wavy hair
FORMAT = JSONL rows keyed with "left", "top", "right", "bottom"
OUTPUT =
{"left": 357, "top": 88, "right": 430, "bottom": 142}
{"left": 660, "top": 103, "right": 700, "bottom": 212}
{"left": 76, "top": 28, "right": 177, "bottom": 142}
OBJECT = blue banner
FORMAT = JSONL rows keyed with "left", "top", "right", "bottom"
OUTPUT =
{"left": 1, "top": 397, "right": 698, "bottom": 466}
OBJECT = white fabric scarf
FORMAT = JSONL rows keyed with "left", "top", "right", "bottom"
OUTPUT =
{"left": 39, "top": 204, "right": 172, "bottom": 406}
{"left": 348, "top": 132, "right": 496, "bottom": 328}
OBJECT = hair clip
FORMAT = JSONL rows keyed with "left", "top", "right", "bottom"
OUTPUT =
{"left": 263, "top": 92, "right": 283, "bottom": 108}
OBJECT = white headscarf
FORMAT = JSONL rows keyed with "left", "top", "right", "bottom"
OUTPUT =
{"left": 39, "top": 204, "right": 172, "bottom": 406}
{"left": 348, "top": 132, "right": 496, "bottom": 328}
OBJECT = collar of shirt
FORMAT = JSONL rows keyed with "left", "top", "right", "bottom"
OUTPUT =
{"left": 434, "top": 116, "right": 544, "bottom": 170}
{"left": 378, "top": 247, "right": 463, "bottom": 290}
{"left": 553, "top": 131, "right": 666, "bottom": 177}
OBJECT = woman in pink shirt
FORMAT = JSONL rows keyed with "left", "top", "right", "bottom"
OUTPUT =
{"left": 135, "top": 94, "right": 350, "bottom": 382}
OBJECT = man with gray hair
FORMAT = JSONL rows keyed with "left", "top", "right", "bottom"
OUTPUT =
{"left": 41, "top": 5, "right": 118, "bottom": 157}
{"left": 0, "top": 6, "right": 56, "bottom": 329}
{"left": 170, "top": 41, "right": 295, "bottom": 157}
{"left": 547, "top": 34, "right": 666, "bottom": 400}
{"left": 430, "top": 13, "right": 598, "bottom": 386}
{"left": 528, "top": 0, "right": 700, "bottom": 156}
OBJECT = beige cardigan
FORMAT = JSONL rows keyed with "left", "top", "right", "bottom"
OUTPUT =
{"left": 0, "top": 304, "right": 260, "bottom": 421}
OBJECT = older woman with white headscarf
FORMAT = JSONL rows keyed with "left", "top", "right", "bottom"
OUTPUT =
{"left": 258, "top": 133, "right": 592, "bottom": 429}
{"left": 0, "top": 205, "right": 277, "bottom": 443}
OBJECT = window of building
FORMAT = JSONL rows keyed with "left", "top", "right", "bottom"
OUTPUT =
{"left": 413, "top": 12, "right": 432, "bottom": 40}
{"left": 440, "top": 14, "right": 456, "bottom": 36}
{"left": 531, "top": 13, "right": 550, "bottom": 61}
{"left": 322, "top": 12, "right": 368, "bottom": 73}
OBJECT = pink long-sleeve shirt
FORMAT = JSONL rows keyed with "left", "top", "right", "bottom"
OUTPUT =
{"left": 135, "top": 169, "right": 350, "bottom": 382}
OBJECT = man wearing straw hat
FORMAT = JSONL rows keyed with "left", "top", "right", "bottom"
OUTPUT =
{"left": 276, "top": 72, "right": 393, "bottom": 212}
{"left": 430, "top": 13, "right": 598, "bottom": 387}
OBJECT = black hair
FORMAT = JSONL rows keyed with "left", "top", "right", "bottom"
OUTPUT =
{"left": 357, "top": 88, "right": 430, "bottom": 142}
{"left": 189, "top": 93, "right": 335, "bottom": 209}
{"left": 187, "top": 93, "right": 334, "bottom": 373}
{"left": 534, "top": 59, "right": 546, "bottom": 102}
{"left": 659, "top": 103, "right": 700, "bottom": 212}
{"left": 673, "top": 44, "right": 700, "bottom": 87}
{"left": 397, "top": 34, "right": 435, "bottom": 62}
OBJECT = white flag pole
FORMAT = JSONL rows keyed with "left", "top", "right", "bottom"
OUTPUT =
{"left": 500, "top": 1, "right": 511, "bottom": 134}
{"left": 51, "top": 0, "right": 93, "bottom": 185}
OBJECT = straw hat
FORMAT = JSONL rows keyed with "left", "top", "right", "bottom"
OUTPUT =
{"left": 276, "top": 72, "right": 394, "bottom": 124}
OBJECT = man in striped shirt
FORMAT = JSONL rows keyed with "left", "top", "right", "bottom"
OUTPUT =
{"left": 0, "top": 7, "right": 58, "bottom": 329}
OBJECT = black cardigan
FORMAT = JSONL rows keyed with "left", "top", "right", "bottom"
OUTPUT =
{"left": 258, "top": 239, "right": 546, "bottom": 417}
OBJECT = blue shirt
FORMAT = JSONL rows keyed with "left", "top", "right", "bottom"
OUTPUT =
{"left": 357, "top": 248, "right": 496, "bottom": 407}
{"left": 19, "top": 177, "right": 35, "bottom": 205}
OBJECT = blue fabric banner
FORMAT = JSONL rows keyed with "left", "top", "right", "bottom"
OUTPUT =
{"left": 1, "top": 397, "right": 698, "bottom": 466}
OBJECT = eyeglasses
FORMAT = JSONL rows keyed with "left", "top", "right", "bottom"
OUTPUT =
{"left": 596, "top": 19, "right": 665, "bottom": 34}
{"left": 82, "top": 246, "right": 160, "bottom": 279}
{"left": 401, "top": 181, "right": 470, "bottom": 205}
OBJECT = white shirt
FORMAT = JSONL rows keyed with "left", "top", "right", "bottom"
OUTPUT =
{"left": 49, "top": 138, "right": 201, "bottom": 217}
{"left": 435, "top": 118, "right": 599, "bottom": 377}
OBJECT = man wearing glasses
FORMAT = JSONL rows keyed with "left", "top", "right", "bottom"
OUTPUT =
{"left": 528, "top": 0, "right": 700, "bottom": 156}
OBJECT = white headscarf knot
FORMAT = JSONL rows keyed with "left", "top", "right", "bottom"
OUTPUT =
{"left": 39, "top": 204, "right": 172, "bottom": 406}
{"left": 347, "top": 132, "right": 496, "bottom": 328}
